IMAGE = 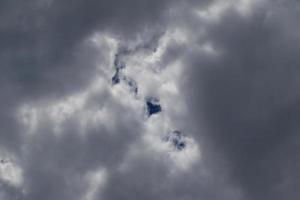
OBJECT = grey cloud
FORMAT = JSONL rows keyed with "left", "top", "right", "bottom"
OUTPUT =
{"left": 0, "top": 0, "right": 174, "bottom": 99}
{"left": 1, "top": 0, "right": 300, "bottom": 200}
{"left": 18, "top": 88, "right": 144, "bottom": 199}
{"left": 0, "top": 183, "right": 23, "bottom": 200}
{"left": 0, "top": 0, "right": 174, "bottom": 155}
{"left": 182, "top": 1, "right": 300, "bottom": 199}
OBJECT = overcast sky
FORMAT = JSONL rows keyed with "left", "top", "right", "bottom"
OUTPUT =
{"left": 0, "top": 0, "right": 300, "bottom": 199}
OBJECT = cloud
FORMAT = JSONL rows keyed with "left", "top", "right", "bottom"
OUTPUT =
{"left": 182, "top": 0, "right": 300, "bottom": 199}
{"left": 0, "top": 0, "right": 300, "bottom": 200}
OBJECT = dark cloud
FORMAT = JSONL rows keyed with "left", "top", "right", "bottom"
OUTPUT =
{"left": 0, "top": 0, "right": 299, "bottom": 200}
{"left": 0, "top": 182, "right": 23, "bottom": 200}
{"left": 183, "top": 1, "right": 300, "bottom": 199}
{"left": 0, "top": 0, "right": 182, "bottom": 99}
{"left": 101, "top": 148, "right": 240, "bottom": 200}
{"left": 21, "top": 112, "right": 142, "bottom": 200}
{"left": 0, "top": 0, "right": 176, "bottom": 153}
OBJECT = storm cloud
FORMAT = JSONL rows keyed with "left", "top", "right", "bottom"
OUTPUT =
{"left": 0, "top": 0, "right": 300, "bottom": 200}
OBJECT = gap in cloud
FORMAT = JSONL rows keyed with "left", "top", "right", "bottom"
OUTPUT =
{"left": 111, "top": 50, "right": 138, "bottom": 95}
{"left": 111, "top": 53, "right": 126, "bottom": 85}
{"left": 107, "top": 32, "right": 201, "bottom": 171}
{"left": 111, "top": 68, "right": 121, "bottom": 85}
{"left": 163, "top": 130, "right": 187, "bottom": 151}
{"left": 123, "top": 76, "right": 138, "bottom": 95}
{"left": 145, "top": 97, "right": 162, "bottom": 117}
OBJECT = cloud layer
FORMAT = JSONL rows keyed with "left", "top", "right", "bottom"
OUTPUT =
{"left": 0, "top": 0, "right": 300, "bottom": 200}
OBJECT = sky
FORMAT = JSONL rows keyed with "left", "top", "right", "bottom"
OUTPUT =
{"left": 0, "top": 0, "right": 300, "bottom": 199}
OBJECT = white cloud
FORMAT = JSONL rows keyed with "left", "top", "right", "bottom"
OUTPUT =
{"left": 83, "top": 168, "right": 108, "bottom": 200}
{"left": 195, "top": 0, "right": 263, "bottom": 21}
{"left": 0, "top": 150, "right": 23, "bottom": 188}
